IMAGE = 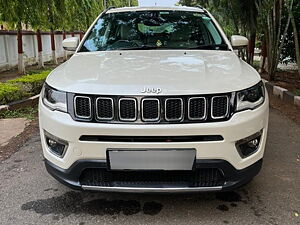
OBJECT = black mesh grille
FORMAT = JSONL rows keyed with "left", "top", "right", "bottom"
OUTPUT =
{"left": 212, "top": 96, "right": 229, "bottom": 118}
{"left": 74, "top": 96, "right": 91, "bottom": 118}
{"left": 189, "top": 97, "right": 206, "bottom": 120}
{"left": 80, "top": 168, "right": 225, "bottom": 187}
{"left": 142, "top": 99, "right": 159, "bottom": 121}
{"left": 165, "top": 98, "right": 183, "bottom": 121}
{"left": 96, "top": 98, "right": 113, "bottom": 120}
{"left": 119, "top": 98, "right": 136, "bottom": 121}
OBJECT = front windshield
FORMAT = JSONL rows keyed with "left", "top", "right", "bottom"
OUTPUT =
{"left": 79, "top": 10, "right": 228, "bottom": 52}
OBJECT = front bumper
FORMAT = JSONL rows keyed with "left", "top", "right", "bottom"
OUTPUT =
{"left": 45, "top": 158, "right": 263, "bottom": 192}
{"left": 39, "top": 94, "right": 268, "bottom": 192}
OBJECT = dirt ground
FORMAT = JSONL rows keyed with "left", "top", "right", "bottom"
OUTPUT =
{"left": 0, "top": 119, "right": 39, "bottom": 161}
{"left": 261, "top": 70, "right": 300, "bottom": 94}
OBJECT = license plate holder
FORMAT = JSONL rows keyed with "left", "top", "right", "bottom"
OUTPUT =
{"left": 107, "top": 149, "right": 196, "bottom": 171}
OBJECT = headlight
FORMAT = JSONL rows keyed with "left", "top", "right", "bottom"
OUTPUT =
{"left": 235, "top": 81, "right": 265, "bottom": 112}
{"left": 42, "top": 83, "right": 67, "bottom": 112}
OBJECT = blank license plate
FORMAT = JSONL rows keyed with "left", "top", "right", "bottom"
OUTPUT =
{"left": 107, "top": 149, "right": 196, "bottom": 171}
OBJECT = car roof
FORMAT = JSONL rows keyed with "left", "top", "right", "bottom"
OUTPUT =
{"left": 106, "top": 6, "right": 205, "bottom": 14}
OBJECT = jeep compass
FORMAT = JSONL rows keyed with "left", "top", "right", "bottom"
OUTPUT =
{"left": 39, "top": 6, "right": 269, "bottom": 192}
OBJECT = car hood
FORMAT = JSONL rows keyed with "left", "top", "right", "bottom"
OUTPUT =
{"left": 47, "top": 50, "right": 261, "bottom": 95}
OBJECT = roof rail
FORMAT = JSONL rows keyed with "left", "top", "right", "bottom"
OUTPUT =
{"left": 103, "top": 6, "right": 116, "bottom": 14}
{"left": 195, "top": 5, "right": 204, "bottom": 9}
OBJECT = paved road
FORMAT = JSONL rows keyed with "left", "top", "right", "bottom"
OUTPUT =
{"left": 0, "top": 108, "right": 299, "bottom": 225}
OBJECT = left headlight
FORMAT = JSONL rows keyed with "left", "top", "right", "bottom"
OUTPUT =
{"left": 41, "top": 83, "right": 67, "bottom": 112}
{"left": 235, "top": 81, "right": 265, "bottom": 112}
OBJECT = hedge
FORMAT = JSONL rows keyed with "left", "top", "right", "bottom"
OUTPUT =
{"left": 8, "top": 70, "right": 50, "bottom": 95}
{"left": 0, "top": 70, "right": 51, "bottom": 105}
{"left": 0, "top": 83, "right": 26, "bottom": 105}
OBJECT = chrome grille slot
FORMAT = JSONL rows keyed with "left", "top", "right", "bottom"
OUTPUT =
{"left": 211, "top": 96, "right": 229, "bottom": 119}
{"left": 96, "top": 97, "right": 114, "bottom": 120}
{"left": 119, "top": 98, "right": 137, "bottom": 121}
{"left": 165, "top": 98, "right": 183, "bottom": 121}
{"left": 74, "top": 96, "right": 91, "bottom": 119}
{"left": 142, "top": 98, "right": 160, "bottom": 122}
{"left": 188, "top": 97, "right": 206, "bottom": 120}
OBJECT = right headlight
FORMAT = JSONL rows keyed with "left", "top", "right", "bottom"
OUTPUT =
{"left": 41, "top": 83, "right": 67, "bottom": 112}
{"left": 235, "top": 81, "right": 265, "bottom": 112}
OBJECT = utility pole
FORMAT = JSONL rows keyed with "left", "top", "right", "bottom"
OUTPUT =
{"left": 104, "top": 0, "right": 107, "bottom": 9}
{"left": 128, "top": 0, "right": 131, "bottom": 7}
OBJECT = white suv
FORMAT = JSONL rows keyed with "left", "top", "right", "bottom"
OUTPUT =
{"left": 39, "top": 6, "right": 269, "bottom": 192}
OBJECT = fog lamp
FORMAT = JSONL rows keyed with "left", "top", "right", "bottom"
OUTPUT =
{"left": 44, "top": 131, "right": 68, "bottom": 158}
{"left": 236, "top": 131, "right": 262, "bottom": 158}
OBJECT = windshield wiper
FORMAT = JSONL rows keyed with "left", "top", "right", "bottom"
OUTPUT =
{"left": 112, "top": 45, "right": 164, "bottom": 50}
{"left": 188, "top": 44, "right": 229, "bottom": 50}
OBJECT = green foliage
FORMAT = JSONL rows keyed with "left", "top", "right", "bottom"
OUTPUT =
{"left": 279, "top": 0, "right": 300, "bottom": 64}
{"left": 0, "top": 0, "right": 138, "bottom": 31}
{"left": 0, "top": 106, "right": 38, "bottom": 120}
{"left": 292, "top": 89, "right": 300, "bottom": 96}
{"left": 0, "top": 70, "right": 50, "bottom": 105}
{"left": 0, "top": 83, "right": 25, "bottom": 105}
{"left": 8, "top": 70, "right": 50, "bottom": 95}
{"left": 179, "top": 0, "right": 259, "bottom": 36}
{"left": 0, "top": 0, "right": 36, "bottom": 29}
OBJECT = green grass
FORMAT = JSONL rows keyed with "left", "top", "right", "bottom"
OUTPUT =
{"left": 0, "top": 106, "right": 38, "bottom": 120}
{"left": 8, "top": 70, "right": 50, "bottom": 95}
{"left": 0, "top": 70, "right": 51, "bottom": 105}
{"left": 253, "top": 60, "right": 260, "bottom": 70}
{"left": 26, "top": 67, "right": 53, "bottom": 75}
{"left": 0, "top": 82, "right": 26, "bottom": 105}
{"left": 292, "top": 89, "right": 300, "bottom": 96}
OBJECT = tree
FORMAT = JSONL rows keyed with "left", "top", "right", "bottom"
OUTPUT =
{"left": 0, "top": 0, "right": 37, "bottom": 74}
{"left": 257, "top": 0, "right": 293, "bottom": 80}
{"left": 179, "top": 0, "right": 259, "bottom": 64}
{"left": 288, "top": 0, "right": 300, "bottom": 77}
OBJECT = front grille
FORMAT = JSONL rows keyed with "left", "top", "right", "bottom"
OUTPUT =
{"left": 165, "top": 98, "right": 183, "bottom": 121}
{"left": 71, "top": 94, "right": 232, "bottom": 123}
{"left": 142, "top": 99, "right": 160, "bottom": 121}
{"left": 74, "top": 96, "right": 91, "bottom": 119}
{"left": 211, "top": 96, "right": 229, "bottom": 119}
{"left": 189, "top": 97, "right": 206, "bottom": 120}
{"left": 119, "top": 98, "right": 137, "bottom": 121}
{"left": 96, "top": 97, "right": 113, "bottom": 120}
{"left": 80, "top": 168, "right": 225, "bottom": 187}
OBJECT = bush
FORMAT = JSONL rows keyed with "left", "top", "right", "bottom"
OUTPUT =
{"left": 0, "top": 69, "right": 51, "bottom": 105}
{"left": 0, "top": 83, "right": 25, "bottom": 105}
{"left": 8, "top": 70, "right": 50, "bottom": 95}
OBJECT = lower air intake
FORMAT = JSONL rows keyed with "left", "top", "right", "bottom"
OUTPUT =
{"left": 80, "top": 168, "right": 225, "bottom": 187}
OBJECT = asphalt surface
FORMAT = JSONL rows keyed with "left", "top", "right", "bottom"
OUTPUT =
{"left": 0, "top": 107, "right": 299, "bottom": 225}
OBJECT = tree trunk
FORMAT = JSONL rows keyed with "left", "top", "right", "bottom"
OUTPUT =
{"left": 247, "top": 32, "right": 256, "bottom": 65}
{"left": 50, "top": 30, "right": 58, "bottom": 65}
{"left": 37, "top": 29, "right": 44, "bottom": 68}
{"left": 63, "top": 31, "right": 68, "bottom": 61}
{"left": 266, "top": 0, "right": 292, "bottom": 81}
{"left": 17, "top": 27, "right": 25, "bottom": 74}
{"left": 290, "top": 8, "right": 300, "bottom": 77}
{"left": 260, "top": 38, "right": 267, "bottom": 73}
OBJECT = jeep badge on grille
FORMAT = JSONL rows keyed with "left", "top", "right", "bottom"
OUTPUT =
{"left": 141, "top": 87, "right": 162, "bottom": 94}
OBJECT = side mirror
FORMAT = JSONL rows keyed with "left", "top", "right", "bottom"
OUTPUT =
{"left": 231, "top": 35, "right": 248, "bottom": 48}
{"left": 62, "top": 37, "right": 79, "bottom": 51}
